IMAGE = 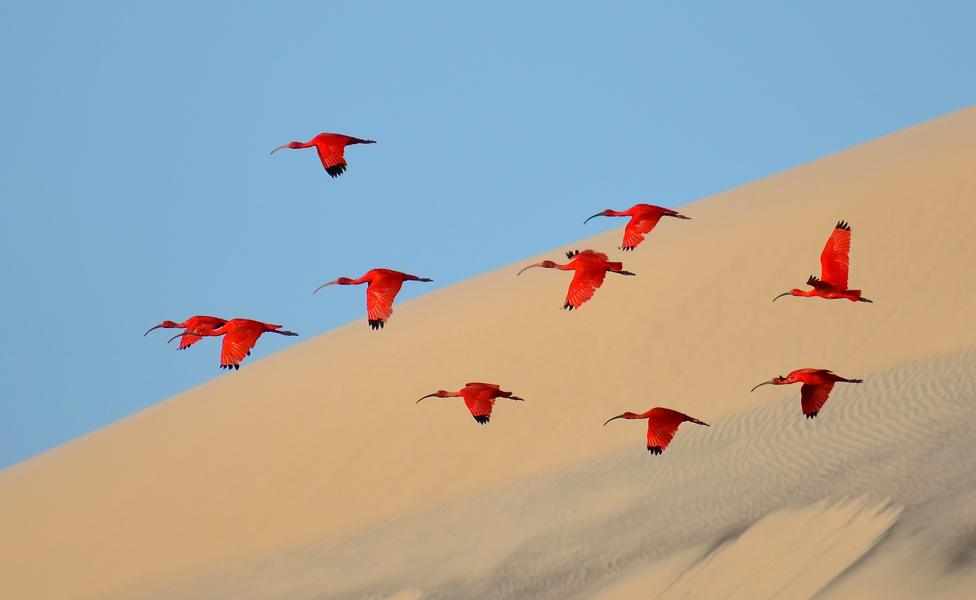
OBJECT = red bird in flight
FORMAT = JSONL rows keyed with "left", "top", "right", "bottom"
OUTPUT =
{"left": 774, "top": 221, "right": 872, "bottom": 303}
{"left": 751, "top": 368, "right": 864, "bottom": 418}
{"left": 270, "top": 132, "right": 376, "bottom": 178}
{"left": 604, "top": 407, "right": 709, "bottom": 454}
{"left": 314, "top": 268, "right": 432, "bottom": 330}
{"left": 517, "top": 249, "right": 634, "bottom": 310}
{"left": 417, "top": 382, "right": 525, "bottom": 425}
{"left": 144, "top": 315, "right": 227, "bottom": 351}
{"left": 168, "top": 318, "right": 298, "bottom": 370}
{"left": 584, "top": 204, "right": 691, "bottom": 251}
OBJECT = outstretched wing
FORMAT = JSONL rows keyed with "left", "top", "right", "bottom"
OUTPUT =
{"left": 563, "top": 258, "right": 608, "bottom": 310}
{"left": 179, "top": 316, "right": 226, "bottom": 351}
{"left": 315, "top": 138, "right": 348, "bottom": 178}
{"left": 800, "top": 382, "right": 835, "bottom": 418}
{"left": 564, "top": 262, "right": 608, "bottom": 310}
{"left": 177, "top": 332, "right": 205, "bottom": 351}
{"left": 820, "top": 221, "right": 851, "bottom": 290}
{"left": 621, "top": 214, "right": 664, "bottom": 251}
{"left": 366, "top": 276, "right": 405, "bottom": 326}
{"left": 219, "top": 325, "right": 263, "bottom": 370}
{"left": 463, "top": 388, "right": 497, "bottom": 425}
{"left": 645, "top": 407, "right": 690, "bottom": 451}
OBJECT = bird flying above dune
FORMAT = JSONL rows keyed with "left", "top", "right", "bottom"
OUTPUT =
{"left": 169, "top": 318, "right": 298, "bottom": 370}
{"left": 604, "top": 407, "right": 709, "bottom": 454}
{"left": 774, "top": 221, "right": 872, "bottom": 303}
{"left": 583, "top": 204, "right": 690, "bottom": 251}
{"left": 314, "top": 268, "right": 432, "bottom": 330}
{"left": 751, "top": 368, "right": 863, "bottom": 418}
{"left": 416, "top": 382, "right": 525, "bottom": 425}
{"left": 517, "top": 249, "right": 634, "bottom": 310}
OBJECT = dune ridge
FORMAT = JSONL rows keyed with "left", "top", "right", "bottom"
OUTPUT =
{"left": 2, "top": 106, "right": 976, "bottom": 599}
{"left": 112, "top": 347, "right": 976, "bottom": 599}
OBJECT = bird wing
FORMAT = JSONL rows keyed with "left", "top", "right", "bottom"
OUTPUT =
{"left": 315, "top": 140, "right": 348, "bottom": 178}
{"left": 219, "top": 325, "right": 263, "bottom": 369}
{"left": 820, "top": 222, "right": 851, "bottom": 289}
{"left": 366, "top": 276, "right": 405, "bottom": 323}
{"left": 177, "top": 332, "right": 205, "bottom": 350}
{"left": 463, "top": 388, "right": 496, "bottom": 423}
{"left": 565, "top": 262, "right": 608, "bottom": 309}
{"left": 179, "top": 317, "right": 226, "bottom": 350}
{"left": 646, "top": 408, "right": 689, "bottom": 451}
{"left": 800, "top": 382, "right": 835, "bottom": 417}
{"left": 621, "top": 214, "right": 664, "bottom": 250}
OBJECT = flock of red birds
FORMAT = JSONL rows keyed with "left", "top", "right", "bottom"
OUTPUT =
{"left": 145, "top": 132, "right": 872, "bottom": 454}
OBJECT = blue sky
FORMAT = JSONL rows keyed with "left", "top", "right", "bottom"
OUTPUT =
{"left": 1, "top": 1, "right": 973, "bottom": 468}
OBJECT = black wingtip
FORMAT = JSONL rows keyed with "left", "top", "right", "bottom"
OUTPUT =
{"left": 805, "top": 411, "right": 819, "bottom": 419}
{"left": 474, "top": 415, "right": 490, "bottom": 424}
{"left": 646, "top": 446, "right": 663, "bottom": 455}
{"left": 562, "top": 302, "right": 575, "bottom": 311}
{"left": 565, "top": 249, "right": 580, "bottom": 259}
{"left": 325, "top": 163, "right": 347, "bottom": 178}
{"left": 836, "top": 220, "right": 851, "bottom": 231}
{"left": 368, "top": 319, "right": 385, "bottom": 330}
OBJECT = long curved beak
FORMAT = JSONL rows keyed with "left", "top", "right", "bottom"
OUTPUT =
{"left": 313, "top": 280, "right": 339, "bottom": 294}
{"left": 270, "top": 144, "right": 289, "bottom": 155}
{"left": 750, "top": 381, "right": 775, "bottom": 393}
{"left": 509, "top": 395, "right": 525, "bottom": 402}
{"left": 603, "top": 414, "right": 627, "bottom": 426}
{"left": 772, "top": 292, "right": 792, "bottom": 303}
{"left": 167, "top": 332, "right": 186, "bottom": 344}
{"left": 583, "top": 212, "right": 605, "bottom": 225}
{"left": 416, "top": 393, "right": 439, "bottom": 404}
{"left": 517, "top": 263, "right": 545, "bottom": 277}
{"left": 144, "top": 324, "right": 163, "bottom": 336}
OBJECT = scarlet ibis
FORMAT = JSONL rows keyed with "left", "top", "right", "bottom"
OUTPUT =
{"left": 583, "top": 204, "right": 691, "bottom": 251}
{"left": 168, "top": 318, "right": 298, "bottom": 370}
{"left": 604, "top": 407, "right": 709, "bottom": 454}
{"left": 144, "top": 315, "right": 227, "bottom": 351}
{"left": 416, "top": 382, "right": 525, "bottom": 425}
{"left": 270, "top": 132, "right": 376, "bottom": 178}
{"left": 773, "top": 221, "right": 872, "bottom": 303}
{"left": 517, "top": 249, "right": 634, "bottom": 310}
{"left": 751, "top": 368, "right": 864, "bottom": 418}
{"left": 314, "top": 269, "right": 432, "bottom": 330}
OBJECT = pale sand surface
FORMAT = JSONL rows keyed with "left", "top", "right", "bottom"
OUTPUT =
{"left": 2, "top": 107, "right": 976, "bottom": 599}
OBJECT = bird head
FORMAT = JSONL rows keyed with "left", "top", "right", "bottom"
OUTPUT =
{"left": 144, "top": 320, "right": 180, "bottom": 336}
{"left": 313, "top": 277, "right": 353, "bottom": 294}
{"left": 516, "top": 260, "right": 557, "bottom": 276}
{"left": 750, "top": 375, "right": 788, "bottom": 392}
{"left": 416, "top": 390, "right": 453, "bottom": 403}
{"left": 603, "top": 411, "right": 643, "bottom": 426}
{"left": 270, "top": 141, "right": 304, "bottom": 154}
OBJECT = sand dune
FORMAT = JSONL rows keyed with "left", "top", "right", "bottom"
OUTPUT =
{"left": 2, "top": 107, "right": 976, "bottom": 599}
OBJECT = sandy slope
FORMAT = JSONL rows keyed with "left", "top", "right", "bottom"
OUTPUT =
{"left": 2, "top": 107, "right": 976, "bottom": 600}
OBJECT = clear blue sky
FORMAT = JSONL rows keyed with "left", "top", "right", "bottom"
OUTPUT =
{"left": 1, "top": 1, "right": 973, "bottom": 468}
